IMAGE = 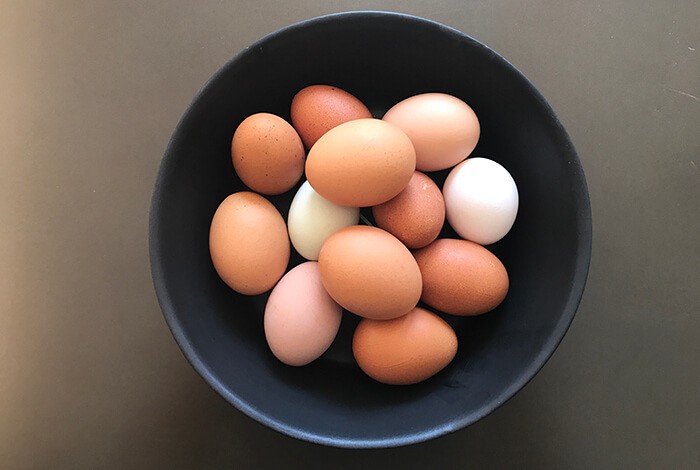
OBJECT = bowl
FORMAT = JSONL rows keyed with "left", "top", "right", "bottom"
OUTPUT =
{"left": 149, "top": 11, "right": 592, "bottom": 448}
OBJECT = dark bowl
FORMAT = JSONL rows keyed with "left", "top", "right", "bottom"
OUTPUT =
{"left": 149, "top": 11, "right": 592, "bottom": 448}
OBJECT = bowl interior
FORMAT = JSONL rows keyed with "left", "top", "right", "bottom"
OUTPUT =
{"left": 150, "top": 12, "right": 591, "bottom": 447}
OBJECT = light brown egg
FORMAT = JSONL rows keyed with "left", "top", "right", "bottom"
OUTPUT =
{"left": 231, "top": 113, "right": 305, "bottom": 195}
{"left": 290, "top": 84, "right": 372, "bottom": 148}
{"left": 413, "top": 238, "right": 508, "bottom": 315}
{"left": 318, "top": 225, "right": 422, "bottom": 320}
{"left": 306, "top": 119, "right": 416, "bottom": 207}
{"left": 383, "top": 93, "right": 480, "bottom": 172}
{"left": 352, "top": 307, "right": 458, "bottom": 385}
{"left": 264, "top": 262, "right": 342, "bottom": 366}
{"left": 209, "top": 192, "right": 290, "bottom": 295}
{"left": 372, "top": 171, "right": 445, "bottom": 249}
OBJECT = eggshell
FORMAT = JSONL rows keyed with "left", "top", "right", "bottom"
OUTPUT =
{"left": 287, "top": 181, "right": 360, "bottom": 260}
{"left": 352, "top": 307, "right": 458, "bottom": 385}
{"left": 372, "top": 171, "right": 445, "bottom": 249}
{"left": 291, "top": 84, "right": 372, "bottom": 148}
{"left": 443, "top": 157, "right": 519, "bottom": 245}
{"left": 306, "top": 119, "right": 416, "bottom": 207}
{"left": 264, "top": 262, "right": 342, "bottom": 366}
{"left": 318, "top": 225, "right": 422, "bottom": 320}
{"left": 413, "top": 238, "right": 508, "bottom": 316}
{"left": 382, "top": 93, "right": 480, "bottom": 172}
{"left": 231, "top": 113, "right": 305, "bottom": 195}
{"left": 209, "top": 192, "right": 290, "bottom": 295}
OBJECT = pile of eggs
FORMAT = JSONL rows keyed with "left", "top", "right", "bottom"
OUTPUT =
{"left": 209, "top": 85, "right": 518, "bottom": 385}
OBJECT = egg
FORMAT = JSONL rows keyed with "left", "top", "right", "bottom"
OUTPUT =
{"left": 264, "top": 262, "right": 342, "bottom": 366}
{"left": 382, "top": 93, "right": 480, "bottom": 172}
{"left": 290, "top": 84, "right": 372, "bottom": 148}
{"left": 352, "top": 307, "right": 458, "bottom": 385}
{"left": 231, "top": 113, "right": 305, "bottom": 195}
{"left": 371, "top": 171, "right": 445, "bottom": 249}
{"left": 306, "top": 119, "right": 416, "bottom": 207}
{"left": 413, "top": 238, "right": 508, "bottom": 316}
{"left": 287, "top": 181, "right": 360, "bottom": 260}
{"left": 209, "top": 192, "right": 290, "bottom": 295}
{"left": 443, "top": 157, "right": 519, "bottom": 245}
{"left": 318, "top": 225, "right": 422, "bottom": 320}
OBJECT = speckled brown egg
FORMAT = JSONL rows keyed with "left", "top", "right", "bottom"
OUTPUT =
{"left": 306, "top": 119, "right": 416, "bottom": 207}
{"left": 413, "top": 238, "right": 508, "bottom": 315}
{"left": 231, "top": 113, "right": 305, "bottom": 195}
{"left": 209, "top": 192, "right": 290, "bottom": 295}
{"left": 290, "top": 84, "right": 372, "bottom": 148}
{"left": 372, "top": 171, "right": 445, "bottom": 249}
{"left": 352, "top": 307, "right": 458, "bottom": 385}
{"left": 318, "top": 225, "right": 422, "bottom": 320}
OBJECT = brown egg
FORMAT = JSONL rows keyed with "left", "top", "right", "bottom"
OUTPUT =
{"left": 290, "top": 84, "right": 372, "bottom": 148}
{"left": 306, "top": 119, "right": 416, "bottom": 207}
{"left": 318, "top": 225, "right": 422, "bottom": 320}
{"left": 231, "top": 113, "right": 305, "bottom": 195}
{"left": 413, "top": 238, "right": 508, "bottom": 315}
{"left": 383, "top": 93, "right": 480, "bottom": 172}
{"left": 372, "top": 171, "right": 445, "bottom": 249}
{"left": 353, "top": 307, "right": 458, "bottom": 385}
{"left": 209, "top": 192, "right": 290, "bottom": 295}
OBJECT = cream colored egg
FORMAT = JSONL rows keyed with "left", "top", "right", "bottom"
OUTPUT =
{"left": 288, "top": 181, "right": 360, "bottom": 260}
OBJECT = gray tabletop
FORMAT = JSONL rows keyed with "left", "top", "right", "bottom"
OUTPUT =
{"left": 2, "top": 1, "right": 698, "bottom": 468}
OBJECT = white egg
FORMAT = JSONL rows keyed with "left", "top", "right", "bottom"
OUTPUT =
{"left": 443, "top": 157, "right": 518, "bottom": 245}
{"left": 288, "top": 181, "right": 360, "bottom": 260}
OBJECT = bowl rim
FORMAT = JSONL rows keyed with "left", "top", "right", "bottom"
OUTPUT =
{"left": 149, "top": 10, "right": 593, "bottom": 448}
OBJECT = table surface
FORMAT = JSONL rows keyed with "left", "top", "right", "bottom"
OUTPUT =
{"left": 2, "top": 1, "right": 698, "bottom": 468}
